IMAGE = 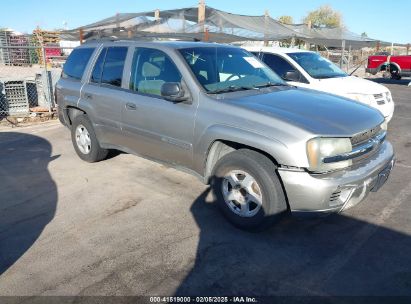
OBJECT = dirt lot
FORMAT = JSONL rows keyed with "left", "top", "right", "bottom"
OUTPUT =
{"left": 0, "top": 79, "right": 410, "bottom": 298}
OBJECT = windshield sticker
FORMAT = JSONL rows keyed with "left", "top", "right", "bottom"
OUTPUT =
{"left": 243, "top": 56, "right": 264, "bottom": 68}
{"left": 184, "top": 51, "right": 206, "bottom": 65}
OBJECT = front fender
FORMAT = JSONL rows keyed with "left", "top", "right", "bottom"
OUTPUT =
{"left": 192, "top": 124, "right": 301, "bottom": 177}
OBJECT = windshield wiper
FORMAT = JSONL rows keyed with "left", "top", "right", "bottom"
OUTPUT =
{"left": 253, "top": 81, "right": 288, "bottom": 89}
{"left": 208, "top": 85, "right": 254, "bottom": 94}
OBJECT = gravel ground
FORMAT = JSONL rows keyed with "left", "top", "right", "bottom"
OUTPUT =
{"left": 0, "top": 80, "right": 410, "bottom": 299}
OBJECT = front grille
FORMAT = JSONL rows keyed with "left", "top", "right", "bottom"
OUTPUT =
{"left": 330, "top": 190, "right": 341, "bottom": 202}
{"left": 373, "top": 93, "right": 386, "bottom": 105}
{"left": 385, "top": 92, "right": 392, "bottom": 103}
{"left": 329, "top": 190, "right": 342, "bottom": 207}
{"left": 351, "top": 125, "right": 381, "bottom": 146}
{"left": 350, "top": 129, "right": 386, "bottom": 165}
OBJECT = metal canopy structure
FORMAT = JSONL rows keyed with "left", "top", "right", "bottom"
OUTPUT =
{"left": 284, "top": 23, "right": 392, "bottom": 49}
{"left": 184, "top": 9, "right": 306, "bottom": 40}
{"left": 60, "top": 5, "right": 400, "bottom": 49}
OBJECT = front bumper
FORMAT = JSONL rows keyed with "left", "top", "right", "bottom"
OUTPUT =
{"left": 278, "top": 141, "right": 395, "bottom": 213}
{"left": 366, "top": 67, "right": 378, "bottom": 75}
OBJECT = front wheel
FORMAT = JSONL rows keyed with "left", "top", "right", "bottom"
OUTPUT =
{"left": 211, "top": 149, "right": 288, "bottom": 231}
{"left": 71, "top": 114, "right": 108, "bottom": 162}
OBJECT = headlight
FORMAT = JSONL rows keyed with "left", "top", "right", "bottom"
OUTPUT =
{"left": 307, "top": 137, "right": 352, "bottom": 172}
{"left": 346, "top": 93, "right": 373, "bottom": 105}
{"left": 385, "top": 91, "right": 392, "bottom": 103}
{"left": 381, "top": 120, "right": 388, "bottom": 131}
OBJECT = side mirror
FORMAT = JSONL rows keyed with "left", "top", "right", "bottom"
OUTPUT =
{"left": 161, "top": 82, "right": 188, "bottom": 102}
{"left": 283, "top": 70, "right": 301, "bottom": 82}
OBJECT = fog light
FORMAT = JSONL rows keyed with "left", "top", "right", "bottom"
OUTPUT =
{"left": 329, "top": 187, "right": 354, "bottom": 207}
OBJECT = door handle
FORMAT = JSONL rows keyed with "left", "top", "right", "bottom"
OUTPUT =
{"left": 126, "top": 102, "right": 137, "bottom": 110}
{"left": 84, "top": 93, "right": 93, "bottom": 100}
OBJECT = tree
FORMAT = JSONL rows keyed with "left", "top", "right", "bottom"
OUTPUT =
{"left": 278, "top": 15, "right": 294, "bottom": 25}
{"left": 361, "top": 32, "right": 368, "bottom": 38}
{"left": 303, "top": 5, "right": 343, "bottom": 28}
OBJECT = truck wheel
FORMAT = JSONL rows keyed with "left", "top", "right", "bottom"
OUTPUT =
{"left": 71, "top": 114, "right": 108, "bottom": 162}
{"left": 391, "top": 71, "right": 401, "bottom": 80}
{"left": 211, "top": 149, "right": 288, "bottom": 231}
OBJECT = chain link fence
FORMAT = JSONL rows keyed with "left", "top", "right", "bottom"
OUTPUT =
{"left": 0, "top": 46, "right": 73, "bottom": 118}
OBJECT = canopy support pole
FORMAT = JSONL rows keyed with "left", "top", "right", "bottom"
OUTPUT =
{"left": 79, "top": 28, "right": 83, "bottom": 44}
{"left": 290, "top": 36, "right": 295, "bottom": 48}
{"left": 340, "top": 39, "right": 346, "bottom": 69}
{"left": 116, "top": 13, "right": 120, "bottom": 29}
{"left": 264, "top": 10, "right": 269, "bottom": 46}
{"left": 198, "top": 0, "right": 206, "bottom": 32}
{"left": 204, "top": 27, "right": 209, "bottom": 41}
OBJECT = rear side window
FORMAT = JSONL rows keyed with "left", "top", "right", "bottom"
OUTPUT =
{"left": 91, "top": 48, "right": 107, "bottom": 83}
{"left": 62, "top": 48, "right": 95, "bottom": 80}
{"left": 100, "top": 47, "right": 128, "bottom": 87}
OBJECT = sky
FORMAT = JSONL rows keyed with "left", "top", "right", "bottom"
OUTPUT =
{"left": 0, "top": 0, "right": 410, "bottom": 44}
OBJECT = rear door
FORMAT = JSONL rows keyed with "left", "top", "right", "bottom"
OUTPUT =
{"left": 55, "top": 47, "right": 96, "bottom": 125}
{"left": 120, "top": 47, "right": 196, "bottom": 167}
{"left": 80, "top": 46, "right": 129, "bottom": 146}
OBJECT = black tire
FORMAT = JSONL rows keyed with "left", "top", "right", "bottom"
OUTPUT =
{"left": 71, "top": 114, "right": 108, "bottom": 162}
{"left": 391, "top": 72, "right": 401, "bottom": 80}
{"left": 211, "top": 149, "right": 288, "bottom": 231}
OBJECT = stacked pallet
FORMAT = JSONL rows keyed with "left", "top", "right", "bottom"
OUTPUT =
{"left": 0, "top": 30, "right": 12, "bottom": 65}
{"left": 8, "top": 35, "right": 31, "bottom": 66}
{"left": 32, "top": 28, "right": 61, "bottom": 64}
{"left": 0, "top": 30, "right": 33, "bottom": 66}
{"left": 0, "top": 79, "right": 31, "bottom": 115}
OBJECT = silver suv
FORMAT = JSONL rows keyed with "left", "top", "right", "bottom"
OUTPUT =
{"left": 56, "top": 40, "right": 395, "bottom": 230}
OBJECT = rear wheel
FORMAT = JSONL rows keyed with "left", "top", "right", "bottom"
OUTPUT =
{"left": 211, "top": 149, "right": 288, "bottom": 231}
{"left": 71, "top": 114, "right": 108, "bottom": 162}
{"left": 391, "top": 70, "right": 401, "bottom": 80}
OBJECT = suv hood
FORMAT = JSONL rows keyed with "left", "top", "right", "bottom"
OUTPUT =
{"left": 229, "top": 87, "right": 384, "bottom": 136}
{"left": 311, "top": 76, "right": 388, "bottom": 95}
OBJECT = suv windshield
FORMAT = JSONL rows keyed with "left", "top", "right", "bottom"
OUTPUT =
{"left": 287, "top": 52, "right": 347, "bottom": 79}
{"left": 179, "top": 47, "right": 285, "bottom": 93}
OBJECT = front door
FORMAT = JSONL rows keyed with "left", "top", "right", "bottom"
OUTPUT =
{"left": 121, "top": 47, "right": 196, "bottom": 168}
{"left": 261, "top": 52, "right": 310, "bottom": 88}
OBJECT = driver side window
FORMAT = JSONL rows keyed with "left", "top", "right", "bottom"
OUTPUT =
{"left": 129, "top": 48, "right": 182, "bottom": 97}
{"left": 262, "top": 53, "right": 302, "bottom": 82}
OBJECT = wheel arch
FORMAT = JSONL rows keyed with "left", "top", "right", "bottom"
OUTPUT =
{"left": 197, "top": 125, "right": 293, "bottom": 183}
{"left": 379, "top": 62, "right": 402, "bottom": 73}
{"left": 66, "top": 106, "right": 86, "bottom": 126}
{"left": 203, "top": 139, "right": 281, "bottom": 184}
{"left": 204, "top": 140, "right": 292, "bottom": 214}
